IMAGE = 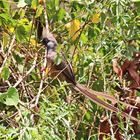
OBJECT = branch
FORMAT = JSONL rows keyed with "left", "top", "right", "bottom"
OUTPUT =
{"left": 13, "top": 53, "right": 38, "bottom": 88}
{"left": 34, "top": 0, "right": 50, "bottom": 106}
{"left": 35, "top": 50, "right": 47, "bottom": 106}
{"left": 43, "top": 0, "right": 50, "bottom": 34}
{"left": 0, "top": 35, "right": 15, "bottom": 73}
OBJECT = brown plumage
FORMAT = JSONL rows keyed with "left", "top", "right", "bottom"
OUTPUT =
{"left": 42, "top": 33, "right": 139, "bottom": 123}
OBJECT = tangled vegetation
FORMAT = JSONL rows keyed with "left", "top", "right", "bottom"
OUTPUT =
{"left": 0, "top": 0, "right": 140, "bottom": 139}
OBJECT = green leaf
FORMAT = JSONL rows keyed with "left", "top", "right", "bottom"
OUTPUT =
{"left": 1, "top": 14, "right": 15, "bottom": 25}
{"left": 31, "top": 0, "right": 38, "bottom": 10}
{"left": 2, "top": 32, "right": 9, "bottom": 48}
{"left": 0, "top": 13, "right": 10, "bottom": 22}
{"left": 0, "top": 20, "right": 2, "bottom": 26}
{"left": 1, "top": 67, "right": 10, "bottom": 80}
{"left": 136, "top": 91, "right": 140, "bottom": 96}
{"left": 16, "top": 25, "right": 27, "bottom": 42}
{"left": 55, "top": 54, "right": 62, "bottom": 65}
{"left": 81, "top": 33, "right": 88, "bottom": 43}
{"left": 19, "top": 9, "right": 26, "bottom": 18}
{"left": 55, "top": 0, "right": 59, "bottom": 10}
{"left": 0, "top": 87, "right": 19, "bottom": 106}
{"left": 0, "top": 92, "right": 7, "bottom": 103}
{"left": 4, "top": 87, "right": 19, "bottom": 106}
{"left": 57, "top": 8, "right": 66, "bottom": 20}
{"left": 56, "top": 44, "right": 63, "bottom": 53}
{"left": 132, "top": 0, "right": 140, "bottom": 2}
{"left": 13, "top": 52, "right": 24, "bottom": 64}
{"left": 35, "top": 5, "right": 44, "bottom": 18}
{"left": 1, "top": 1, "right": 9, "bottom": 10}
{"left": 85, "top": 111, "right": 91, "bottom": 121}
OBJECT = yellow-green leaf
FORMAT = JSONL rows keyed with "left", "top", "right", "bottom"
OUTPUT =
{"left": 1, "top": 67, "right": 10, "bottom": 81}
{"left": 0, "top": 87, "right": 19, "bottom": 106}
{"left": 69, "top": 19, "right": 80, "bottom": 41}
{"left": 91, "top": 13, "right": 100, "bottom": 23}
{"left": 31, "top": 0, "right": 38, "bottom": 10}
{"left": 4, "top": 87, "right": 19, "bottom": 106}
{"left": 35, "top": 5, "right": 44, "bottom": 18}
{"left": 2, "top": 32, "right": 9, "bottom": 47}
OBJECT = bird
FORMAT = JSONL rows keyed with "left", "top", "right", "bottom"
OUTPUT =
{"left": 42, "top": 32, "right": 139, "bottom": 122}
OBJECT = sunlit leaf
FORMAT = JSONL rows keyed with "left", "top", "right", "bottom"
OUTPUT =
{"left": 0, "top": 20, "right": 2, "bottom": 26}
{"left": 1, "top": 67, "right": 10, "bottom": 81}
{"left": 17, "top": 0, "right": 27, "bottom": 8}
{"left": 4, "top": 87, "right": 19, "bottom": 106}
{"left": 56, "top": 44, "right": 63, "bottom": 53}
{"left": 45, "top": 67, "right": 49, "bottom": 75}
{"left": 0, "top": 92, "right": 7, "bottom": 103}
{"left": 85, "top": 111, "right": 91, "bottom": 121}
{"left": 1, "top": 1, "right": 9, "bottom": 10}
{"left": 9, "top": 27, "right": 14, "bottom": 33}
{"left": 31, "top": 0, "right": 38, "bottom": 10}
{"left": 30, "top": 39, "right": 37, "bottom": 46}
{"left": 91, "top": 13, "right": 100, "bottom": 23}
{"left": 55, "top": 54, "right": 62, "bottom": 65}
{"left": 18, "top": 18, "right": 29, "bottom": 24}
{"left": 0, "top": 13, "right": 10, "bottom": 22}
{"left": 55, "top": 0, "right": 59, "bottom": 10}
{"left": 81, "top": 33, "right": 88, "bottom": 43}
{"left": 16, "top": 25, "right": 27, "bottom": 42}
{"left": 13, "top": 52, "right": 24, "bottom": 64}
{"left": 35, "top": 5, "right": 44, "bottom": 18}
{"left": 57, "top": 8, "right": 66, "bottom": 20}
{"left": 0, "top": 87, "right": 19, "bottom": 106}
{"left": 132, "top": 0, "right": 140, "bottom": 2}
{"left": 19, "top": 9, "right": 25, "bottom": 18}
{"left": 2, "top": 32, "right": 9, "bottom": 47}
{"left": 65, "top": 22, "right": 71, "bottom": 29}
{"left": 69, "top": 19, "right": 81, "bottom": 41}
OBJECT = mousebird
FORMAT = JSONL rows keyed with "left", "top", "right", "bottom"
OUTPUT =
{"left": 42, "top": 32, "right": 138, "bottom": 122}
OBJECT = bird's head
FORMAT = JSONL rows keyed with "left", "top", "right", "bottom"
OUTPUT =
{"left": 42, "top": 33, "right": 57, "bottom": 51}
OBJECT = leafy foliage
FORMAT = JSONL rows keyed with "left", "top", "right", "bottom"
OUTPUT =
{"left": 0, "top": 0, "right": 140, "bottom": 139}
{"left": 0, "top": 87, "right": 19, "bottom": 106}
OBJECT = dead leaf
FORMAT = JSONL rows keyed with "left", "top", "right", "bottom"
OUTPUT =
{"left": 99, "top": 115, "right": 124, "bottom": 140}
{"left": 112, "top": 58, "right": 122, "bottom": 81}
{"left": 113, "top": 52, "right": 140, "bottom": 90}
{"left": 121, "top": 54, "right": 140, "bottom": 90}
{"left": 121, "top": 59, "right": 130, "bottom": 75}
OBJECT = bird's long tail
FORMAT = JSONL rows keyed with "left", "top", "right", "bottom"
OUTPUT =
{"left": 74, "top": 83, "right": 139, "bottom": 123}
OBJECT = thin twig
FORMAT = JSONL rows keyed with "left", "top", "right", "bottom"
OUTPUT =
{"left": 18, "top": 100, "right": 46, "bottom": 121}
{"left": 71, "top": 19, "right": 90, "bottom": 61}
{"left": 43, "top": 0, "right": 50, "bottom": 34}
{"left": 87, "top": 62, "right": 95, "bottom": 87}
{"left": 124, "top": 102, "right": 137, "bottom": 139}
{"left": 34, "top": 0, "right": 50, "bottom": 106}
{"left": 0, "top": 35, "right": 15, "bottom": 73}
{"left": 13, "top": 53, "right": 38, "bottom": 88}
{"left": 88, "top": 111, "right": 98, "bottom": 140}
{"left": 34, "top": 50, "right": 47, "bottom": 106}
{"left": 41, "top": 62, "right": 72, "bottom": 92}
{"left": 30, "top": 62, "right": 71, "bottom": 104}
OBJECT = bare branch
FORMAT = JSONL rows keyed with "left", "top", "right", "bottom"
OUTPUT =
{"left": 0, "top": 35, "right": 15, "bottom": 73}
{"left": 34, "top": 50, "right": 47, "bottom": 106}
{"left": 13, "top": 53, "right": 38, "bottom": 88}
{"left": 34, "top": 0, "right": 50, "bottom": 106}
{"left": 43, "top": 0, "right": 50, "bottom": 34}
